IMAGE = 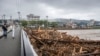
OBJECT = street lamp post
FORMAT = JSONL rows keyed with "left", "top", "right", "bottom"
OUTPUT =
{"left": 10, "top": 16, "right": 12, "bottom": 19}
{"left": 10, "top": 16, "right": 13, "bottom": 25}
{"left": 46, "top": 16, "right": 48, "bottom": 29}
{"left": 3, "top": 14, "right": 6, "bottom": 20}
{"left": 18, "top": 11, "right": 21, "bottom": 25}
{"left": 3, "top": 14, "right": 6, "bottom": 24}
{"left": 2, "top": 15, "right": 3, "bottom": 24}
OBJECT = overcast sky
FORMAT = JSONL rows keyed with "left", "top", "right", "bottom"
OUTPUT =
{"left": 0, "top": 0, "right": 100, "bottom": 20}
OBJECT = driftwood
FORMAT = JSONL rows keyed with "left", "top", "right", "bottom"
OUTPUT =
{"left": 24, "top": 27, "right": 100, "bottom": 56}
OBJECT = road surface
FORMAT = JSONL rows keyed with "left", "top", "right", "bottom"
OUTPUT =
{"left": 0, "top": 27, "right": 21, "bottom": 56}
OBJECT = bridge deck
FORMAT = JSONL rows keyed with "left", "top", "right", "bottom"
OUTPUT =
{"left": 0, "top": 27, "right": 21, "bottom": 56}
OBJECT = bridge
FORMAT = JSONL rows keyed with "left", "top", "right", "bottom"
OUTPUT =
{"left": 0, "top": 26, "right": 37, "bottom": 56}
{"left": 0, "top": 26, "right": 100, "bottom": 56}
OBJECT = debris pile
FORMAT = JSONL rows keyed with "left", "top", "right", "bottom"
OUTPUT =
{"left": 24, "top": 28, "right": 100, "bottom": 56}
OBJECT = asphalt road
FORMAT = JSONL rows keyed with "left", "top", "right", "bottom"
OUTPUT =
{"left": 0, "top": 27, "right": 21, "bottom": 56}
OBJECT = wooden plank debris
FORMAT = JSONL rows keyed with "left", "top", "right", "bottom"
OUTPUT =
{"left": 24, "top": 27, "right": 100, "bottom": 56}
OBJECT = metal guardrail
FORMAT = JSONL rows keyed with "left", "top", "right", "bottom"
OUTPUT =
{"left": 21, "top": 29, "right": 38, "bottom": 56}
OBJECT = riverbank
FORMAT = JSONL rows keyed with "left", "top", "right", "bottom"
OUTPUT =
{"left": 58, "top": 29, "right": 100, "bottom": 40}
{"left": 54, "top": 27, "right": 100, "bottom": 30}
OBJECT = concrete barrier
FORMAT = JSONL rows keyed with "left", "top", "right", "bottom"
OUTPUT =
{"left": 21, "top": 29, "right": 38, "bottom": 56}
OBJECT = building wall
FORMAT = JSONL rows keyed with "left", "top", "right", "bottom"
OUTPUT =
{"left": 27, "top": 14, "right": 40, "bottom": 21}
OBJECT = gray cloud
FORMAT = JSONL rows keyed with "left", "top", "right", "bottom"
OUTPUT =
{"left": 41, "top": 0, "right": 100, "bottom": 9}
{"left": 38, "top": 0, "right": 100, "bottom": 14}
{"left": 0, "top": 0, "right": 100, "bottom": 20}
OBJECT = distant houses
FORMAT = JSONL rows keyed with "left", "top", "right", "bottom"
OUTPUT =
{"left": 0, "top": 19, "right": 19, "bottom": 26}
{"left": 94, "top": 21, "right": 100, "bottom": 26}
{"left": 0, "top": 15, "right": 100, "bottom": 29}
{"left": 87, "top": 19, "right": 95, "bottom": 26}
{"left": 65, "top": 19, "right": 78, "bottom": 29}
{"left": 55, "top": 19, "right": 100, "bottom": 29}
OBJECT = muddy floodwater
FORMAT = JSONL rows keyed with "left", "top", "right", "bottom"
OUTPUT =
{"left": 58, "top": 29, "right": 100, "bottom": 40}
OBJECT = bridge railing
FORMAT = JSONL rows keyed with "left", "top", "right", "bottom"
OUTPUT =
{"left": 21, "top": 29, "right": 38, "bottom": 56}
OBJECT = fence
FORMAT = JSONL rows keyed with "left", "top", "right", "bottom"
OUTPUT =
{"left": 21, "top": 29, "right": 38, "bottom": 56}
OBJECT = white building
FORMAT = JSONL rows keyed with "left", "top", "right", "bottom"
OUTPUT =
{"left": 66, "top": 19, "right": 77, "bottom": 28}
{"left": 87, "top": 19, "right": 95, "bottom": 26}
{"left": 27, "top": 14, "right": 40, "bottom": 21}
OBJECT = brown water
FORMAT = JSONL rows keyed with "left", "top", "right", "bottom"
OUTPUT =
{"left": 58, "top": 29, "right": 100, "bottom": 40}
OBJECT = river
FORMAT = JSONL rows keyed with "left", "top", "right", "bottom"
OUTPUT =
{"left": 58, "top": 29, "right": 100, "bottom": 40}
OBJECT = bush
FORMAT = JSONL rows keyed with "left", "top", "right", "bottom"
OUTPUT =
{"left": 21, "top": 20, "right": 28, "bottom": 27}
